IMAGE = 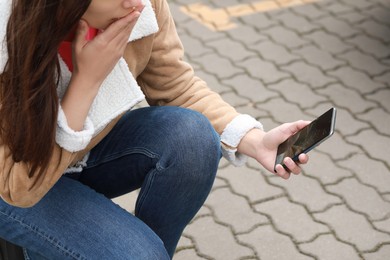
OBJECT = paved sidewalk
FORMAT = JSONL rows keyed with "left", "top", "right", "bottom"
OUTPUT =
{"left": 116, "top": 0, "right": 390, "bottom": 259}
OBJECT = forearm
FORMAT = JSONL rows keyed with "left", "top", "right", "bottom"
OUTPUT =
{"left": 60, "top": 76, "right": 100, "bottom": 131}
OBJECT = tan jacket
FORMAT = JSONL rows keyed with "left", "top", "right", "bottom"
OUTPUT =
{"left": 0, "top": 0, "right": 260, "bottom": 207}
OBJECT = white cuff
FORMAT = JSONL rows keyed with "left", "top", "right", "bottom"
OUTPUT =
{"left": 56, "top": 106, "right": 94, "bottom": 152}
{"left": 220, "top": 114, "right": 263, "bottom": 166}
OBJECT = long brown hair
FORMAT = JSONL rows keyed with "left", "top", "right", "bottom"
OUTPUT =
{"left": 0, "top": 0, "right": 91, "bottom": 177}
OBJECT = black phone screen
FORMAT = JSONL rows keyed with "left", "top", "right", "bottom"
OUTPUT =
{"left": 274, "top": 108, "right": 336, "bottom": 170}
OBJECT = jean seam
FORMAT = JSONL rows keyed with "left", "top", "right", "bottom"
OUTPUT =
{"left": 86, "top": 147, "right": 159, "bottom": 169}
{"left": 134, "top": 168, "right": 159, "bottom": 215}
{"left": 0, "top": 211, "right": 86, "bottom": 260}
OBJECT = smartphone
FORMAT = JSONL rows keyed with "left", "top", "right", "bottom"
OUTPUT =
{"left": 274, "top": 107, "right": 337, "bottom": 172}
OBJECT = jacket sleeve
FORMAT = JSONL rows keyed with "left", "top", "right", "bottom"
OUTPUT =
{"left": 137, "top": 0, "right": 263, "bottom": 166}
{"left": 0, "top": 143, "right": 76, "bottom": 208}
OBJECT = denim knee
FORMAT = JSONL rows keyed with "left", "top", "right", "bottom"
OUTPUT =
{"left": 156, "top": 107, "right": 221, "bottom": 180}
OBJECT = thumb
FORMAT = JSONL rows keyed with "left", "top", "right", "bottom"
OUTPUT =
{"left": 74, "top": 20, "right": 89, "bottom": 50}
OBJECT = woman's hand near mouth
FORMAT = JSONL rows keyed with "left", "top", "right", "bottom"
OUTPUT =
{"left": 61, "top": 7, "right": 143, "bottom": 131}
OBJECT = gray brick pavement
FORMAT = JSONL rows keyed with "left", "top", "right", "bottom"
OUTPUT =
{"left": 115, "top": 0, "right": 390, "bottom": 259}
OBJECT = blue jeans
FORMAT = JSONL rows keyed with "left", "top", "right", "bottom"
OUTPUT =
{"left": 0, "top": 106, "right": 221, "bottom": 259}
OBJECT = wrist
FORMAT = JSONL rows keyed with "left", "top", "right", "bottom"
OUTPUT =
{"left": 237, "top": 128, "right": 266, "bottom": 158}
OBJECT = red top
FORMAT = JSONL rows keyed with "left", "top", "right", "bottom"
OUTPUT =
{"left": 58, "top": 27, "right": 99, "bottom": 72}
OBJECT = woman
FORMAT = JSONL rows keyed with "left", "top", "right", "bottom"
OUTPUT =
{"left": 0, "top": 0, "right": 309, "bottom": 259}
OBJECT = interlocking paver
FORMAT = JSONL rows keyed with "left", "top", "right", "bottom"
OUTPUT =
{"left": 327, "top": 66, "right": 385, "bottom": 94}
{"left": 327, "top": 178, "right": 390, "bottom": 220}
{"left": 354, "top": 19, "right": 390, "bottom": 43}
{"left": 346, "top": 129, "right": 390, "bottom": 163}
{"left": 238, "top": 225, "right": 313, "bottom": 260}
{"left": 261, "top": 26, "right": 309, "bottom": 49}
{"left": 356, "top": 108, "right": 390, "bottom": 136}
{"left": 364, "top": 245, "right": 390, "bottom": 260}
{"left": 273, "top": 12, "right": 320, "bottom": 34}
{"left": 346, "top": 34, "right": 390, "bottom": 59}
{"left": 280, "top": 60, "right": 337, "bottom": 88}
{"left": 205, "top": 188, "right": 268, "bottom": 233}
{"left": 255, "top": 197, "right": 329, "bottom": 242}
{"left": 337, "top": 153, "right": 390, "bottom": 194}
{"left": 373, "top": 218, "right": 390, "bottom": 233}
{"left": 269, "top": 174, "right": 341, "bottom": 212}
{"left": 313, "top": 205, "right": 390, "bottom": 252}
{"left": 293, "top": 45, "right": 346, "bottom": 71}
{"left": 317, "top": 83, "right": 377, "bottom": 113}
{"left": 221, "top": 74, "right": 279, "bottom": 103}
{"left": 238, "top": 57, "right": 290, "bottom": 84}
{"left": 268, "top": 79, "right": 327, "bottom": 108}
{"left": 337, "top": 50, "right": 389, "bottom": 76}
{"left": 303, "top": 30, "right": 353, "bottom": 55}
{"left": 330, "top": 107, "right": 370, "bottom": 136}
{"left": 184, "top": 216, "right": 254, "bottom": 259}
{"left": 302, "top": 150, "right": 353, "bottom": 185}
{"left": 299, "top": 234, "right": 361, "bottom": 260}
{"left": 249, "top": 40, "right": 301, "bottom": 65}
{"left": 313, "top": 16, "right": 359, "bottom": 38}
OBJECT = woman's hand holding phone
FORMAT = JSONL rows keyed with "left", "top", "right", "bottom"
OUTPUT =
{"left": 238, "top": 121, "right": 311, "bottom": 179}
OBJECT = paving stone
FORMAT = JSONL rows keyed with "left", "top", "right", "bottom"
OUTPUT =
{"left": 268, "top": 78, "right": 327, "bottom": 108}
{"left": 238, "top": 225, "right": 313, "bottom": 260}
{"left": 226, "top": 25, "right": 268, "bottom": 45}
{"left": 240, "top": 11, "right": 278, "bottom": 30}
{"left": 366, "top": 88, "right": 390, "bottom": 112}
{"left": 313, "top": 205, "right": 390, "bottom": 251}
{"left": 256, "top": 97, "right": 306, "bottom": 123}
{"left": 192, "top": 53, "right": 245, "bottom": 79}
{"left": 346, "top": 34, "right": 390, "bottom": 59}
{"left": 328, "top": 106, "right": 370, "bottom": 136}
{"left": 235, "top": 105, "right": 269, "bottom": 121}
{"left": 327, "top": 178, "right": 390, "bottom": 220}
{"left": 292, "top": 4, "right": 326, "bottom": 20}
{"left": 183, "top": 216, "right": 254, "bottom": 259}
{"left": 337, "top": 153, "right": 390, "bottom": 194}
{"left": 238, "top": 57, "right": 291, "bottom": 84}
{"left": 362, "top": 5, "right": 390, "bottom": 26}
{"left": 374, "top": 71, "right": 390, "bottom": 87}
{"left": 302, "top": 150, "right": 353, "bottom": 185}
{"left": 317, "top": 83, "right": 377, "bottom": 113}
{"left": 177, "top": 236, "right": 193, "bottom": 249}
{"left": 280, "top": 60, "right": 337, "bottom": 88}
{"left": 341, "top": 0, "right": 377, "bottom": 10}
{"left": 269, "top": 173, "right": 341, "bottom": 212}
{"left": 205, "top": 38, "right": 255, "bottom": 62}
{"left": 313, "top": 16, "right": 360, "bottom": 38}
{"left": 337, "top": 50, "right": 389, "bottom": 76}
{"left": 315, "top": 131, "right": 362, "bottom": 160}
{"left": 299, "top": 233, "right": 361, "bottom": 260}
{"left": 255, "top": 197, "right": 329, "bottom": 242}
{"left": 355, "top": 19, "right": 390, "bottom": 43}
{"left": 303, "top": 30, "right": 353, "bottom": 55}
{"left": 346, "top": 129, "right": 390, "bottom": 163}
{"left": 194, "top": 70, "right": 232, "bottom": 94}
{"left": 274, "top": 12, "right": 320, "bottom": 34}
{"left": 218, "top": 165, "right": 284, "bottom": 203}
{"left": 248, "top": 40, "right": 301, "bottom": 65}
{"left": 337, "top": 10, "right": 368, "bottom": 24}
{"left": 180, "top": 34, "right": 213, "bottom": 57}
{"left": 292, "top": 45, "right": 346, "bottom": 71}
{"left": 174, "top": 248, "right": 202, "bottom": 260}
{"left": 205, "top": 188, "right": 268, "bottom": 233}
{"left": 221, "top": 74, "right": 279, "bottom": 103}
{"left": 357, "top": 107, "right": 390, "bottom": 136}
{"left": 327, "top": 66, "right": 385, "bottom": 94}
{"left": 261, "top": 26, "right": 309, "bottom": 49}
{"left": 364, "top": 244, "right": 390, "bottom": 260}
{"left": 220, "top": 91, "right": 250, "bottom": 107}
{"left": 320, "top": 1, "right": 355, "bottom": 14}
{"left": 373, "top": 218, "right": 390, "bottom": 233}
